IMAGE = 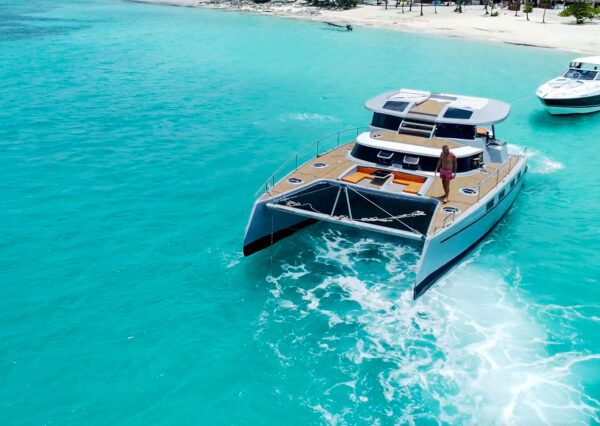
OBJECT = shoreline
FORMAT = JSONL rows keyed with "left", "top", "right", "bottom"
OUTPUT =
{"left": 130, "top": 0, "right": 600, "bottom": 55}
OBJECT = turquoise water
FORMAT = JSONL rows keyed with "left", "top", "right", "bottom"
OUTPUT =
{"left": 1, "top": 0, "right": 599, "bottom": 424}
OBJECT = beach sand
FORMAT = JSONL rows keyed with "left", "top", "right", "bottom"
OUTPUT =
{"left": 133, "top": 0, "right": 600, "bottom": 55}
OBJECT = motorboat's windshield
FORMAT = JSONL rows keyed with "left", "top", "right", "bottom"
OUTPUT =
{"left": 563, "top": 68, "right": 598, "bottom": 81}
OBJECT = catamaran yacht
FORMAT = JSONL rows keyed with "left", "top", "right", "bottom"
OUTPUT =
{"left": 536, "top": 56, "right": 600, "bottom": 115}
{"left": 243, "top": 89, "right": 528, "bottom": 299}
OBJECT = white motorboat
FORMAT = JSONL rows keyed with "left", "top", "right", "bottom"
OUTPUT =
{"left": 536, "top": 56, "right": 600, "bottom": 115}
{"left": 243, "top": 89, "right": 528, "bottom": 299}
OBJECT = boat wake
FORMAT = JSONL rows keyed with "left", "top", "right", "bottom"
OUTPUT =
{"left": 256, "top": 229, "right": 599, "bottom": 424}
{"left": 282, "top": 112, "right": 339, "bottom": 122}
{"left": 509, "top": 144, "right": 565, "bottom": 175}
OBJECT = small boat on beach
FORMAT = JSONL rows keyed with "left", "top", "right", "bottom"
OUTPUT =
{"left": 324, "top": 22, "right": 353, "bottom": 31}
{"left": 243, "top": 89, "right": 528, "bottom": 299}
{"left": 536, "top": 56, "right": 600, "bottom": 115}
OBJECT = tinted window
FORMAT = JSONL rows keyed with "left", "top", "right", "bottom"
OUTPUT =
{"left": 435, "top": 123, "right": 476, "bottom": 139}
{"left": 383, "top": 101, "right": 409, "bottom": 112}
{"left": 443, "top": 108, "right": 473, "bottom": 119}
{"left": 486, "top": 200, "right": 494, "bottom": 211}
{"left": 498, "top": 189, "right": 506, "bottom": 200}
{"left": 350, "top": 145, "right": 481, "bottom": 173}
{"left": 371, "top": 113, "right": 402, "bottom": 131}
{"left": 564, "top": 69, "right": 598, "bottom": 81}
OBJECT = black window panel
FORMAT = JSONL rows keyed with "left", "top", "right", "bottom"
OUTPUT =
{"left": 486, "top": 200, "right": 494, "bottom": 211}
{"left": 383, "top": 101, "right": 409, "bottom": 112}
{"left": 371, "top": 113, "right": 402, "bottom": 131}
{"left": 435, "top": 123, "right": 476, "bottom": 140}
{"left": 350, "top": 144, "right": 482, "bottom": 173}
{"left": 456, "top": 155, "right": 483, "bottom": 172}
{"left": 498, "top": 189, "right": 506, "bottom": 200}
{"left": 443, "top": 108, "right": 474, "bottom": 119}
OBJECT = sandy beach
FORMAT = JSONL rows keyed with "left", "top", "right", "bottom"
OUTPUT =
{"left": 133, "top": 0, "right": 600, "bottom": 54}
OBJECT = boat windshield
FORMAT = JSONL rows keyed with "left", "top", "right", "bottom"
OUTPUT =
{"left": 563, "top": 68, "right": 598, "bottom": 81}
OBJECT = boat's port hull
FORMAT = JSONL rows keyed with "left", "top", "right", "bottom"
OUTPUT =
{"left": 243, "top": 202, "right": 316, "bottom": 256}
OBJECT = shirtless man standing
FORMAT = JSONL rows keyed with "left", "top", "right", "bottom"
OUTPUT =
{"left": 435, "top": 145, "right": 457, "bottom": 204}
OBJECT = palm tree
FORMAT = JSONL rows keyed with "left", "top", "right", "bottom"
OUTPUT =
{"left": 523, "top": 0, "right": 532, "bottom": 20}
{"left": 542, "top": 2, "right": 547, "bottom": 22}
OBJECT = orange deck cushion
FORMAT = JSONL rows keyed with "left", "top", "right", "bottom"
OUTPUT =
{"left": 356, "top": 166, "right": 379, "bottom": 175}
{"left": 393, "top": 172, "right": 425, "bottom": 183}
{"left": 393, "top": 178, "right": 423, "bottom": 194}
{"left": 344, "top": 168, "right": 425, "bottom": 193}
{"left": 342, "top": 172, "right": 371, "bottom": 184}
{"left": 403, "top": 184, "right": 421, "bottom": 194}
{"left": 477, "top": 127, "right": 489, "bottom": 136}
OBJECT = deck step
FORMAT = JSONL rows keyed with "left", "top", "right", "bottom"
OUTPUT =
{"left": 398, "top": 128, "right": 431, "bottom": 137}
{"left": 401, "top": 120, "right": 435, "bottom": 130}
{"left": 399, "top": 119, "right": 436, "bottom": 138}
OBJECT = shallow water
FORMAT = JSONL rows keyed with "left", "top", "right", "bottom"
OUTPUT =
{"left": 1, "top": 0, "right": 599, "bottom": 424}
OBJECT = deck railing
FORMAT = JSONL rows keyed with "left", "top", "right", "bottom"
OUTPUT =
{"left": 256, "top": 127, "right": 367, "bottom": 197}
{"left": 434, "top": 147, "right": 528, "bottom": 233}
{"left": 475, "top": 148, "right": 528, "bottom": 202}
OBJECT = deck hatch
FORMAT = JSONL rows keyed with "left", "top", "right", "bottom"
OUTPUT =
{"left": 443, "top": 108, "right": 474, "bottom": 119}
{"left": 383, "top": 101, "right": 409, "bottom": 112}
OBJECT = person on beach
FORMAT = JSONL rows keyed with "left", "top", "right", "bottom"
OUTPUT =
{"left": 435, "top": 145, "right": 457, "bottom": 204}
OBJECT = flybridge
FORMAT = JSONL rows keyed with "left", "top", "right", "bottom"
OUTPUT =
{"left": 365, "top": 89, "right": 511, "bottom": 126}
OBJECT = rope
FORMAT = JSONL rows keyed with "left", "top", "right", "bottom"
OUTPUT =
{"left": 275, "top": 184, "right": 427, "bottom": 237}
{"left": 357, "top": 211, "right": 426, "bottom": 223}
{"left": 347, "top": 186, "right": 425, "bottom": 236}
{"left": 279, "top": 184, "right": 338, "bottom": 202}
{"left": 284, "top": 200, "right": 324, "bottom": 214}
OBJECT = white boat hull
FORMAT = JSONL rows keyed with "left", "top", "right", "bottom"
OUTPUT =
{"left": 414, "top": 159, "right": 527, "bottom": 298}
{"left": 244, "top": 159, "right": 527, "bottom": 299}
{"left": 544, "top": 104, "right": 600, "bottom": 115}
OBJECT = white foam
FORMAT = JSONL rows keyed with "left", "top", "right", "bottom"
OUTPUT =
{"left": 310, "top": 404, "right": 343, "bottom": 425}
{"left": 283, "top": 112, "right": 339, "bottom": 122}
{"left": 260, "top": 230, "right": 597, "bottom": 424}
{"left": 508, "top": 144, "right": 565, "bottom": 175}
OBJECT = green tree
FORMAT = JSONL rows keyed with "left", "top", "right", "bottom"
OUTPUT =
{"left": 306, "top": 0, "right": 357, "bottom": 8}
{"left": 559, "top": 0, "right": 600, "bottom": 24}
{"left": 523, "top": 1, "right": 532, "bottom": 20}
{"left": 541, "top": 0, "right": 548, "bottom": 22}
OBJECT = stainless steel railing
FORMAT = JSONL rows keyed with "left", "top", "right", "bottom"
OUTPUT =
{"left": 476, "top": 148, "right": 527, "bottom": 201}
{"left": 256, "top": 127, "right": 367, "bottom": 197}
{"left": 435, "top": 147, "right": 527, "bottom": 232}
